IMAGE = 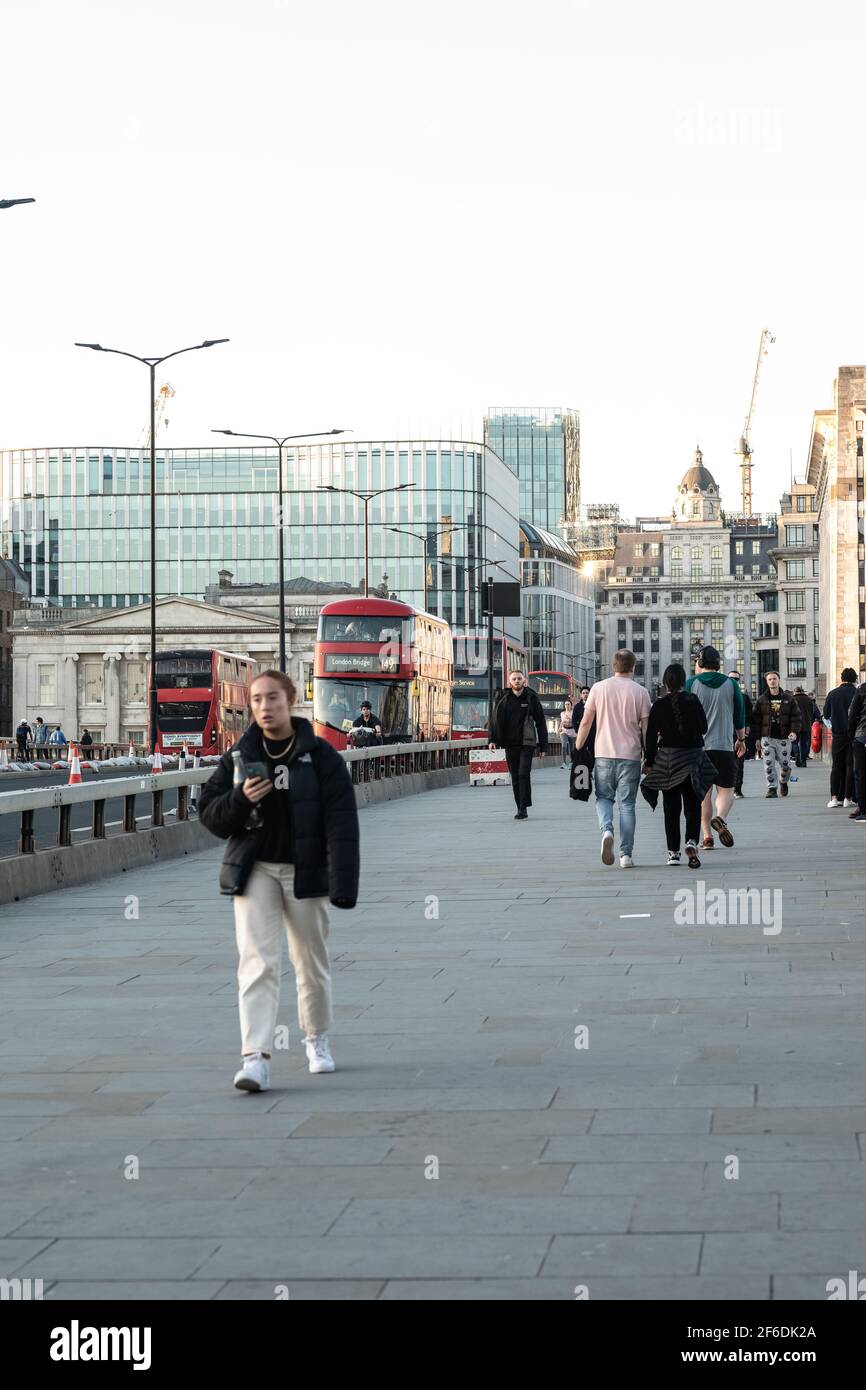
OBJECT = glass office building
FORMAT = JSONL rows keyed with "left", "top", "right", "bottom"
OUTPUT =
{"left": 520, "top": 521, "right": 595, "bottom": 680}
{"left": 0, "top": 441, "right": 519, "bottom": 631}
{"left": 484, "top": 407, "right": 581, "bottom": 532}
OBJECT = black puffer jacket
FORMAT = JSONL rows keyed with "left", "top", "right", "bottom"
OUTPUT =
{"left": 198, "top": 717, "right": 360, "bottom": 905}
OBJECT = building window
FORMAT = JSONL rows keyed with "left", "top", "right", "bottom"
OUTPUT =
{"left": 711, "top": 565, "right": 722, "bottom": 581}
{"left": 671, "top": 563, "right": 682, "bottom": 580}
{"left": 796, "top": 494, "right": 807, "bottom": 512}
{"left": 787, "top": 625, "right": 806, "bottom": 645}
{"left": 812, "top": 559, "right": 819, "bottom": 577}
{"left": 786, "top": 525, "right": 806, "bottom": 546}
{"left": 735, "top": 540, "right": 744, "bottom": 555}
{"left": 787, "top": 658, "right": 807, "bottom": 678}
{"left": 124, "top": 728, "right": 146, "bottom": 746}
{"left": 671, "top": 547, "right": 682, "bottom": 560}
{"left": 787, "top": 590, "right": 806, "bottom": 610}
{"left": 123, "top": 660, "right": 147, "bottom": 704}
{"left": 787, "top": 559, "right": 805, "bottom": 579}
{"left": 711, "top": 546, "right": 721, "bottom": 559}
{"left": 670, "top": 591, "right": 683, "bottom": 604}
{"left": 78, "top": 660, "right": 104, "bottom": 705}
{"left": 38, "top": 663, "right": 56, "bottom": 705}
{"left": 752, "top": 541, "right": 761, "bottom": 555}
{"left": 813, "top": 590, "right": 820, "bottom": 610}
{"left": 650, "top": 543, "right": 660, "bottom": 557}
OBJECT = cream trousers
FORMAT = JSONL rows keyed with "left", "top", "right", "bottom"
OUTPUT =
{"left": 232, "top": 861, "right": 331, "bottom": 1054}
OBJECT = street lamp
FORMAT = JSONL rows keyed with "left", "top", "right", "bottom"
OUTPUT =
{"left": 75, "top": 338, "right": 229, "bottom": 752}
{"left": 0, "top": 197, "right": 35, "bottom": 210}
{"left": 388, "top": 523, "right": 469, "bottom": 612}
{"left": 212, "top": 429, "right": 345, "bottom": 673}
{"left": 318, "top": 484, "right": 415, "bottom": 597}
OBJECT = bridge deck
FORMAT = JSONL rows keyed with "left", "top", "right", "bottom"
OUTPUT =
{"left": 0, "top": 758, "right": 864, "bottom": 1300}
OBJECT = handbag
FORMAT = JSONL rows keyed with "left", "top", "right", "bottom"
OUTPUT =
{"left": 522, "top": 712, "right": 538, "bottom": 747}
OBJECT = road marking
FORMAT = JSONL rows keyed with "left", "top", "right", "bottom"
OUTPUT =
{"left": 620, "top": 913, "right": 651, "bottom": 918}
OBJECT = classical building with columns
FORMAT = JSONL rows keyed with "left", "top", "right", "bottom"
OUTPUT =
{"left": 11, "top": 598, "right": 281, "bottom": 745}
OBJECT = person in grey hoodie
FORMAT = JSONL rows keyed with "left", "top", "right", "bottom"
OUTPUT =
{"left": 685, "top": 646, "right": 747, "bottom": 851}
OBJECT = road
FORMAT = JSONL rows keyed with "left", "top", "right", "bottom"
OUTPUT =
{"left": 0, "top": 769, "right": 197, "bottom": 860}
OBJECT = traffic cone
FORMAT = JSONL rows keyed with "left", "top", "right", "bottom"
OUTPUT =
{"left": 67, "top": 744, "right": 83, "bottom": 785}
{"left": 152, "top": 746, "right": 163, "bottom": 774}
{"left": 0, "top": 742, "right": 8, "bottom": 769}
{"left": 128, "top": 739, "right": 135, "bottom": 759}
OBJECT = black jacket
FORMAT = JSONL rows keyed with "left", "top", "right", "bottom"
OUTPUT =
{"left": 644, "top": 691, "right": 707, "bottom": 762}
{"left": 751, "top": 689, "right": 802, "bottom": 741}
{"left": 198, "top": 717, "right": 360, "bottom": 906}
{"left": 847, "top": 685, "right": 866, "bottom": 743}
{"left": 489, "top": 686, "right": 548, "bottom": 752}
{"left": 823, "top": 683, "right": 856, "bottom": 738}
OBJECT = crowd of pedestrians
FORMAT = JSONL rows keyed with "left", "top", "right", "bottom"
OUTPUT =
{"left": 11, "top": 717, "right": 70, "bottom": 760}
{"left": 485, "top": 648, "right": 857, "bottom": 868}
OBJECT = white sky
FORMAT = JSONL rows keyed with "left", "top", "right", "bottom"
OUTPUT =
{"left": 2, "top": 0, "right": 865, "bottom": 517}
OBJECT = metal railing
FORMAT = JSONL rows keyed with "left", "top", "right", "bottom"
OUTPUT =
{"left": 0, "top": 739, "right": 487, "bottom": 857}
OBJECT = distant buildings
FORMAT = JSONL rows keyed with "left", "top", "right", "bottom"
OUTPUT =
{"left": 484, "top": 407, "right": 580, "bottom": 532}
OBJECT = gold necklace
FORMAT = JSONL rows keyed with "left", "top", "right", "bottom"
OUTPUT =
{"left": 263, "top": 731, "right": 295, "bottom": 759}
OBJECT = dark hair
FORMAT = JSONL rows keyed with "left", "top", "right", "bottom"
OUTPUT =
{"left": 250, "top": 669, "right": 297, "bottom": 704}
{"left": 842, "top": 668, "right": 857, "bottom": 683}
{"left": 663, "top": 663, "right": 687, "bottom": 736}
{"left": 764, "top": 669, "right": 779, "bottom": 678}
{"left": 698, "top": 645, "right": 720, "bottom": 671}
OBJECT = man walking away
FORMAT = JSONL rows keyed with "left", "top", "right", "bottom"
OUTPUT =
{"left": 792, "top": 687, "right": 813, "bottom": 767}
{"left": 824, "top": 668, "right": 858, "bottom": 808}
{"left": 751, "top": 671, "right": 801, "bottom": 798}
{"left": 685, "top": 647, "right": 746, "bottom": 850}
{"left": 489, "top": 670, "right": 548, "bottom": 819}
{"left": 845, "top": 677, "right": 866, "bottom": 822}
{"left": 575, "top": 649, "right": 651, "bottom": 868}
{"left": 728, "top": 670, "right": 752, "bottom": 798}
{"left": 15, "top": 719, "right": 32, "bottom": 763}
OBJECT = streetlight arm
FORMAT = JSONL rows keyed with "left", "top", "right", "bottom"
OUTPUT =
{"left": 213, "top": 428, "right": 344, "bottom": 445}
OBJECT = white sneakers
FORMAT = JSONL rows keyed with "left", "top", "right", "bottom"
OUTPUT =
{"left": 233, "top": 1052, "right": 270, "bottom": 1092}
{"left": 601, "top": 831, "right": 615, "bottom": 865}
{"left": 667, "top": 850, "right": 681, "bottom": 866}
{"left": 619, "top": 855, "right": 634, "bottom": 869}
{"left": 828, "top": 798, "right": 841, "bottom": 808}
{"left": 844, "top": 798, "right": 855, "bottom": 808}
{"left": 304, "top": 1034, "right": 336, "bottom": 1073}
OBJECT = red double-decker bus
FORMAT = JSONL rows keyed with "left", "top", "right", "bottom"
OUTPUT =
{"left": 529, "top": 670, "right": 579, "bottom": 737}
{"left": 313, "top": 598, "right": 453, "bottom": 750}
{"left": 148, "top": 648, "right": 255, "bottom": 755}
{"left": 451, "top": 632, "right": 528, "bottom": 739}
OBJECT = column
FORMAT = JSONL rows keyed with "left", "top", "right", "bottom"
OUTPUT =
{"left": 104, "top": 653, "right": 121, "bottom": 743}
{"left": 63, "top": 653, "right": 79, "bottom": 740}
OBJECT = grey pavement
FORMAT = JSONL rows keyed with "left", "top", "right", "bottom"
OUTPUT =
{"left": 1, "top": 755, "right": 865, "bottom": 1300}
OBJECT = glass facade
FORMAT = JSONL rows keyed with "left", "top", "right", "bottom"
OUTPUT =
{"left": 0, "top": 442, "right": 519, "bottom": 631}
{"left": 484, "top": 407, "right": 581, "bottom": 532}
{"left": 519, "top": 521, "right": 595, "bottom": 680}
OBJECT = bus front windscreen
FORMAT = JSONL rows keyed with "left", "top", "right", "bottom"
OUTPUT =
{"left": 157, "top": 701, "right": 211, "bottom": 732}
{"left": 452, "top": 692, "right": 489, "bottom": 732}
{"left": 314, "top": 679, "right": 410, "bottom": 738}
{"left": 533, "top": 675, "right": 570, "bottom": 698}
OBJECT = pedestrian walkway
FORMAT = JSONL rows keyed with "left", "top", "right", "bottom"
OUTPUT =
{"left": 0, "top": 757, "right": 864, "bottom": 1300}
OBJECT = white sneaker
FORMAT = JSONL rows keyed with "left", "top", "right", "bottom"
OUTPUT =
{"left": 666, "top": 850, "right": 681, "bottom": 866}
{"left": 601, "top": 830, "right": 615, "bottom": 865}
{"left": 233, "top": 1052, "right": 270, "bottom": 1092}
{"left": 827, "top": 798, "right": 841, "bottom": 808}
{"left": 619, "top": 855, "right": 634, "bottom": 868}
{"left": 844, "top": 798, "right": 855, "bottom": 808}
{"left": 304, "top": 1034, "right": 336, "bottom": 1074}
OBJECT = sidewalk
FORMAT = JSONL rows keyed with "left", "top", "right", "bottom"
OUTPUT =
{"left": 0, "top": 756, "right": 864, "bottom": 1300}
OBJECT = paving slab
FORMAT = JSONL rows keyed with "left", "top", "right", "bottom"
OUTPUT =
{"left": 0, "top": 763, "right": 861, "bottom": 1299}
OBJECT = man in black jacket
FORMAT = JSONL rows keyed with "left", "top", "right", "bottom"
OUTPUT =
{"left": 824, "top": 668, "right": 858, "bottom": 808}
{"left": 846, "top": 677, "right": 866, "bottom": 821}
{"left": 489, "top": 670, "right": 548, "bottom": 819}
{"left": 199, "top": 670, "right": 359, "bottom": 1093}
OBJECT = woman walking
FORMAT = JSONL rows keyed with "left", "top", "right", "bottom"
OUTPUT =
{"left": 640, "top": 663, "right": 718, "bottom": 868}
{"left": 559, "top": 698, "right": 577, "bottom": 768}
{"left": 199, "top": 671, "right": 360, "bottom": 1092}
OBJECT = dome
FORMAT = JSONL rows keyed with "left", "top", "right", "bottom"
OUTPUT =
{"left": 678, "top": 446, "right": 717, "bottom": 494}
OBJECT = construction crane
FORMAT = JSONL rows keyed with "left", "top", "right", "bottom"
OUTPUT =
{"left": 735, "top": 329, "right": 775, "bottom": 516}
{"left": 140, "top": 382, "right": 176, "bottom": 449}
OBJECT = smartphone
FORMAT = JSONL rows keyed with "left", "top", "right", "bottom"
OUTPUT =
{"left": 244, "top": 761, "right": 269, "bottom": 781}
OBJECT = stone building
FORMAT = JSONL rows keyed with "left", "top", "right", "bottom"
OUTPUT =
{"left": 807, "top": 368, "right": 866, "bottom": 696}
{"left": 594, "top": 449, "right": 775, "bottom": 697}
{"left": 767, "top": 481, "right": 820, "bottom": 692}
{"left": 0, "top": 559, "right": 30, "bottom": 737}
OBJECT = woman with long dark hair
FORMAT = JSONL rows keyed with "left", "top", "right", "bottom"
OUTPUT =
{"left": 199, "top": 670, "right": 360, "bottom": 1092}
{"left": 641, "top": 663, "right": 717, "bottom": 868}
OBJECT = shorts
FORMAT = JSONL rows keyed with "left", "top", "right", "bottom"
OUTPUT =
{"left": 705, "top": 749, "right": 737, "bottom": 788}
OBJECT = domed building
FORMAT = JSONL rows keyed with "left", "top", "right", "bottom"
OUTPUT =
{"left": 592, "top": 448, "right": 778, "bottom": 697}
{"left": 672, "top": 447, "right": 721, "bottom": 526}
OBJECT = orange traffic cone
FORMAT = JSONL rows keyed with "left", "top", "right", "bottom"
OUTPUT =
{"left": 128, "top": 739, "right": 135, "bottom": 758}
{"left": 67, "top": 744, "right": 83, "bottom": 785}
{"left": 152, "top": 746, "right": 163, "bottom": 774}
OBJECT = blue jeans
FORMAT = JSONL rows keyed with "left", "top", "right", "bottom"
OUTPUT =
{"left": 594, "top": 757, "right": 642, "bottom": 856}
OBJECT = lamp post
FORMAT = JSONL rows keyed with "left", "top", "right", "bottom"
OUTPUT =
{"left": 465, "top": 558, "right": 513, "bottom": 732}
{"left": 318, "top": 484, "right": 415, "bottom": 597}
{"left": 387, "top": 523, "right": 468, "bottom": 612}
{"left": 0, "top": 197, "right": 35, "bottom": 210}
{"left": 212, "top": 429, "right": 345, "bottom": 673}
{"left": 75, "top": 338, "right": 229, "bottom": 751}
